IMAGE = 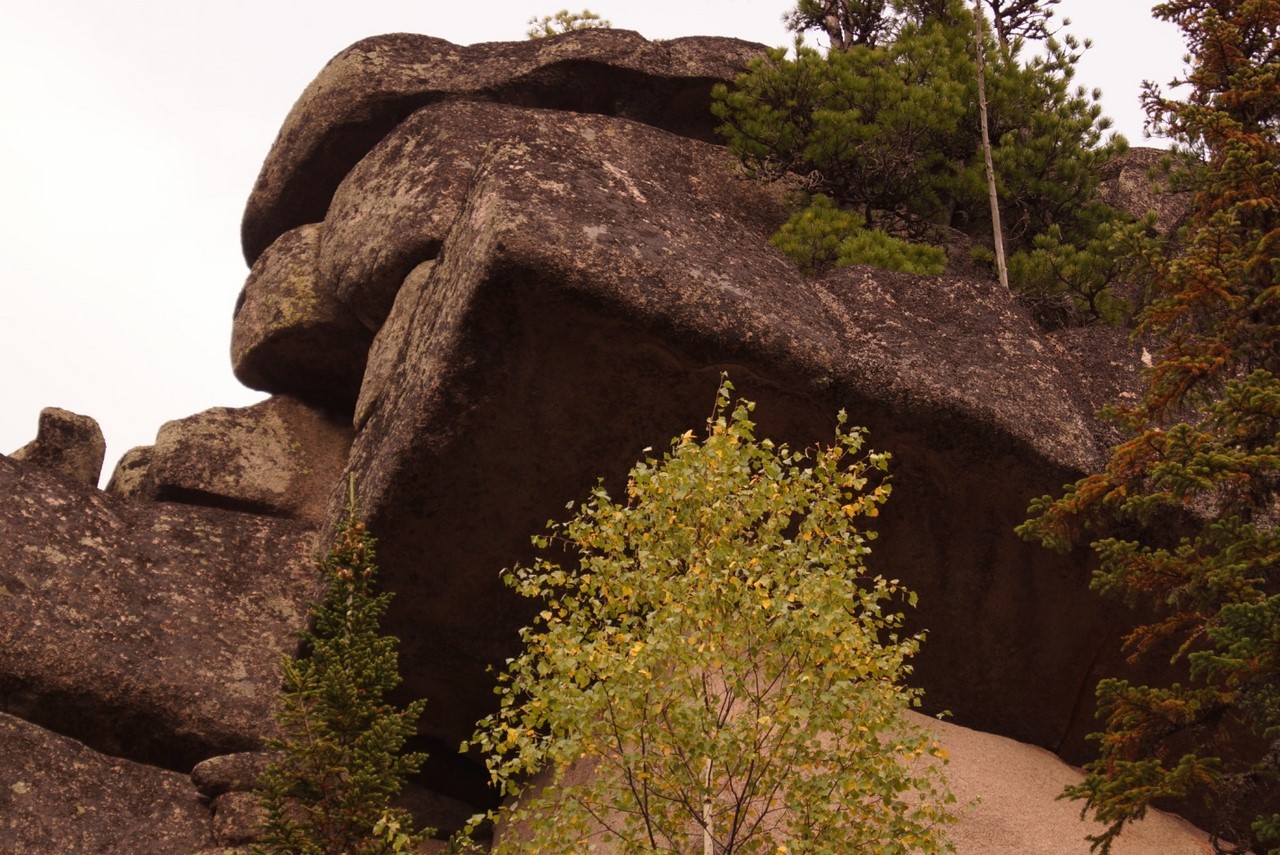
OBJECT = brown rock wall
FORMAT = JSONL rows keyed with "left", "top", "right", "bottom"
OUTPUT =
{"left": 0, "top": 712, "right": 213, "bottom": 853}
{"left": 337, "top": 120, "right": 1115, "bottom": 753}
{"left": 0, "top": 455, "right": 320, "bottom": 770}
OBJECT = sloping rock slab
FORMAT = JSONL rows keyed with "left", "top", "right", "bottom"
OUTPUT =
{"left": 0, "top": 712, "right": 213, "bottom": 854}
{"left": 320, "top": 100, "right": 795, "bottom": 332}
{"left": 242, "top": 30, "right": 768, "bottom": 262}
{"left": 491, "top": 710, "right": 1216, "bottom": 854}
{"left": 0, "top": 455, "right": 321, "bottom": 770}
{"left": 913, "top": 712, "right": 1216, "bottom": 854}
{"left": 147, "top": 395, "right": 353, "bottom": 523}
{"left": 338, "top": 119, "right": 1115, "bottom": 754}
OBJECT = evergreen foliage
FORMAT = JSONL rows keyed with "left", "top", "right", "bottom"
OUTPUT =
{"left": 1019, "top": 1, "right": 1280, "bottom": 850}
{"left": 982, "top": 0, "right": 1060, "bottom": 46}
{"left": 1006, "top": 217, "right": 1154, "bottom": 326}
{"left": 465, "top": 379, "right": 956, "bottom": 854}
{"left": 254, "top": 493, "right": 430, "bottom": 855}
{"left": 526, "top": 8, "right": 610, "bottom": 38}
{"left": 772, "top": 194, "right": 947, "bottom": 275}
{"left": 714, "top": 0, "right": 1130, "bottom": 322}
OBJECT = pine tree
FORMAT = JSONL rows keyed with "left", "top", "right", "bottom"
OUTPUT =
{"left": 982, "top": 0, "right": 1060, "bottom": 46}
{"left": 1019, "top": 2, "right": 1280, "bottom": 850}
{"left": 785, "top": 0, "right": 895, "bottom": 49}
{"left": 713, "top": 0, "right": 1126, "bottom": 309}
{"left": 525, "top": 8, "right": 610, "bottom": 38}
{"left": 253, "top": 488, "right": 430, "bottom": 855}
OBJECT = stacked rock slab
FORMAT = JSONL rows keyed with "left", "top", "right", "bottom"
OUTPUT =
{"left": 232, "top": 26, "right": 1146, "bottom": 763}
{"left": 241, "top": 29, "right": 772, "bottom": 265}
{"left": 0, "top": 454, "right": 322, "bottom": 771}
{"left": 0, "top": 712, "right": 214, "bottom": 853}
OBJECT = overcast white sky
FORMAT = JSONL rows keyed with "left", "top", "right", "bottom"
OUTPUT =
{"left": 1, "top": 1, "right": 1185, "bottom": 483}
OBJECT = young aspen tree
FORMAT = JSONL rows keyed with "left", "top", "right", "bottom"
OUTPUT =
{"left": 466, "top": 379, "right": 955, "bottom": 854}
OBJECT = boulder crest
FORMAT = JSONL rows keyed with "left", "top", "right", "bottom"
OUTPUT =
{"left": 9, "top": 406, "right": 106, "bottom": 487}
{"left": 241, "top": 30, "right": 771, "bottom": 265}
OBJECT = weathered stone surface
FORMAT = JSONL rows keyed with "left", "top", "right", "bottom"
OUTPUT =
{"left": 322, "top": 100, "right": 794, "bottom": 332}
{"left": 232, "top": 223, "right": 373, "bottom": 409}
{"left": 242, "top": 30, "right": 768, "bottom": 263}
{"left": 335, "top": 117, "right": 1115, "bottom": 757}
{"left": 0, "top": 711, "right": 213, "bottom": 853}
{"left": 9, "top": 406, "right": 106, "bottom": 487}
{"left": 191, "top": 751, "right": 279, "bottom": 798}
{"left": 147, "top": 395, "right": 353, "bottom": 523}
{"left": 1047, "top": 325, "right": 1149, "bottom": 450}
{"left": 211, "top": 790, "right": 266, "bottom": 846}
{"left": 1097, "top": 145, "right": 1192, "bottom": 235}
{"left": 0, "top": 454, "right": 320, "bottom": 770}
{"left": 105, "top": 443, "right": 154, "bottom": 498}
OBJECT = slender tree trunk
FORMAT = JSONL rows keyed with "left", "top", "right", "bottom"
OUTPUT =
{"left": 973, "top": 0, "right": 1009, "bottom": 291}
{"left": 703, "top": 756, "right": 715, "bottom": 855}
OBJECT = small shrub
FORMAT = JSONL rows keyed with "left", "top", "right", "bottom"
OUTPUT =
{"left": 526, "top": 8, "right": 610, "bottom": 38}
{"left": 773, "top": 195, "right": 947, "bottom": 275}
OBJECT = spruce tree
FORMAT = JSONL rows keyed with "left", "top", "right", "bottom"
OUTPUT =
{"left": 253, "top": 488, "right": 430, "bottom": 855}
{"left": 1019, "top": 1, "right": 1280, "bottom": 850}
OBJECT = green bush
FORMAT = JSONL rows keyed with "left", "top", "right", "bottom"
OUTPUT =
{"left": 1006, "top": 216, "right": 1156, "bottom": 327}
{"left": 835, "top": 228, "right": 947, "bottom": 275}
{"left": 465, "top": 378, "right": 956, "bottom": 854}
{"left": 772, "top": 195, "right": 946, "bottom": 275}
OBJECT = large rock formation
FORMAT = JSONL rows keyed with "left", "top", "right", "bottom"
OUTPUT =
{"left": 3, "top": 27, "right": 1206, "bottom": 850}
{"left": 329, "top": 104, "right": 1119, "bottom": 753}
{"left": 241, "top": 29, "right": 770, "bottom": 264}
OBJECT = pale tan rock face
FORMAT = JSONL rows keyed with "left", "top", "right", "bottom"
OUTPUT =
{"left": 913, "top": 712, "right": 1217, "bottom": 855}
{"left": 490, "top": 711, "right": 1219, "bottom": 855}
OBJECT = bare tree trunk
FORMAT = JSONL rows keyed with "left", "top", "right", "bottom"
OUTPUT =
{"left": 973, "top": 0, "right": 1009, "bottom": 291}
{"left": 703, "top": 756, "right": 714, "bottom": 855}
